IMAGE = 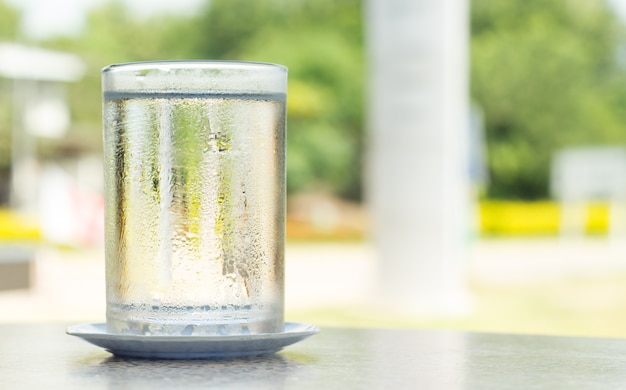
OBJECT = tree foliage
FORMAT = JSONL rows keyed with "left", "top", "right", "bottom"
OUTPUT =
{"left": 194, "top": 0, "right": 365, "bottom": 198}
{"left": 0, "top": 1, "right": 20, "bottom": 167}
{"left": 471, "top": 0, "right": 626, "bottom": 199}
{"left": 4, "top": 0, "right": 626, "bottom": 200}
{"left": 44, "top": 0, "right": 364, "bottom": 199}
{"left": 0, "top": 0, "right": 18, "bottom": 40}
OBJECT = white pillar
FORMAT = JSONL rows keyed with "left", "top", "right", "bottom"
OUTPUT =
{"left": 365, "top": 0, "right": 470, "bottom": 315}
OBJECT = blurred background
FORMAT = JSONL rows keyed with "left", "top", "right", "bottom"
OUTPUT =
{"left": 2, "top": 0, "right": 626, "bottom": 337}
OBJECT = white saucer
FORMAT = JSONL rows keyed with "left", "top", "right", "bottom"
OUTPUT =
{"left": 67, "top": 322, "right": 319, "bottom": 359}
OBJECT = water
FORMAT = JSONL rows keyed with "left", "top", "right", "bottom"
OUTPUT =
{"left": 103, "top": 92, "right": 286, "bottom": 335}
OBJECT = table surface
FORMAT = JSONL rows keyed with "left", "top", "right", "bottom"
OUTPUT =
{"left": 2, "top": 323, "right": 626, "bottom": 389}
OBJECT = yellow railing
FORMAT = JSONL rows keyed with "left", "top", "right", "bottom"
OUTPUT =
{"left": 478, "top": 201, "right": 610, "bottom": 236}
{"left": 0, "top": 202, "right": 616, "bottom": 242}
{"left": 0, "top": 209, "right": 40, "bottom": 241}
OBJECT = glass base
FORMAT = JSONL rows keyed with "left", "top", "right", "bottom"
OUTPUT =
{"left": 106, "top": 302, "right": 284, "bottom": 336}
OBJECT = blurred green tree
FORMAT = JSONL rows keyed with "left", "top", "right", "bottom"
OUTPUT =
{"left": 193, "top": 0, "right": 365, "bottom": 199}
{"left": 0, "top": 0, "right": 18, "bottom": 39}
{"left": 472, "top": 0, "right": 626, "bottom": 199}
{"left": 47, "top": 0, "right": 365, "bottom": 199}
{"left": 41, "top": 0, "right": 626, "bottom": 201}
{"left": 0, "top": 0, "right": 21, "bottom": 169}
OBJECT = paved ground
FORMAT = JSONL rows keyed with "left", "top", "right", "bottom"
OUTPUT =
{"left": 3, "top": 238, "right": 626, "bottom": 332}
{"left": 0, "top": 243, "right": 380, "bottom": 323}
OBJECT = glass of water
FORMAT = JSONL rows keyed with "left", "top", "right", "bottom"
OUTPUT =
{"left": 102, "top": 61, "right": 286, "bottom": 336}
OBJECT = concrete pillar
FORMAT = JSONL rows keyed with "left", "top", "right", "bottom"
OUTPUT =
{"left": 365, "top": 0, "right": 470, "bottom": 315}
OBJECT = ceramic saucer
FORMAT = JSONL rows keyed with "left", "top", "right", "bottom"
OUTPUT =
{"left": 67, "top": 322, "right": 319, "bottom": 359}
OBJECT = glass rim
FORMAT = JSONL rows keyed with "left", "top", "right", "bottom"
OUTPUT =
{"left": 102, "top": 60, "right": 287, "bottom": 74}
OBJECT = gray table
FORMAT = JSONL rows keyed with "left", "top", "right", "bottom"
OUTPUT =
{"left": 2, "top": 323, "right": 626, "bottom": 389}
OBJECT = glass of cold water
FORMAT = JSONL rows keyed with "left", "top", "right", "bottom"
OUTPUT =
{"left": 102, "top": 61, "right": 286, "bottom": 336}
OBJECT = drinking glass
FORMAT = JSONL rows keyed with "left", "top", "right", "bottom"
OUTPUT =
{"left": 102, "top": 61, "right": 286, "bottom": 336}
